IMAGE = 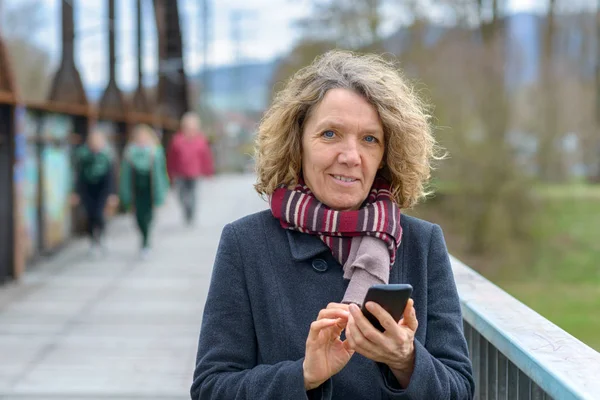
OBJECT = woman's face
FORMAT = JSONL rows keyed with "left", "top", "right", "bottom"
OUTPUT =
{"left": 135, "top": 130, "right": 152, "bottom": 147}
{"left": 301, "top": 88, "right": 385, "bottom": 211}
{"left": 88, "top": 132, "right": 105, "bottom": 152}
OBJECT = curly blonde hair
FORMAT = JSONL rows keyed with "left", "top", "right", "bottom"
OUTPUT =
{"left": 254, "top": 50, "right": 439, "bottom": 209}
{"left": 131, "top": 124, "right": 160, "bottom": 147}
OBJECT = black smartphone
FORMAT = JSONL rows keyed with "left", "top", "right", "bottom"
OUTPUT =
{"left": 361, "top": 284, "right": 413, "bottom": 332}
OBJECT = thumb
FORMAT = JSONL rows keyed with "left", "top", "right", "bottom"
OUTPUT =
{"left": 401, "top": 299, "right": 418, "bottom": 332}
{"left": 343, "top": 339, "right": 355, "bottom": 355}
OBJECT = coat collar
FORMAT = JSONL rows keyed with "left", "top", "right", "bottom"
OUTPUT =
{"left": 286, "top": 230, "right": 329, "bottom": 261}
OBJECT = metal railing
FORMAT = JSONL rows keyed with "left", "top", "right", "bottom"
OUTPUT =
{"left": 452, "top": 257, "right": 600, "bottom": 400}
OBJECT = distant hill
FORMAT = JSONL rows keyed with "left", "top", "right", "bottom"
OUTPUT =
{"left": 190, "top": 60, "right": 279, "bottom": 113}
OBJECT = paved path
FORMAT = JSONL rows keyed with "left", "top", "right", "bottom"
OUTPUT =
{"left": 0, "top": 174, "right": 266, "bottom": 399}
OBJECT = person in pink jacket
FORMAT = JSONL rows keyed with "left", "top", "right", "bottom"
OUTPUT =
{"left": 166, "top": 112, "right": 215, "bottom": 225}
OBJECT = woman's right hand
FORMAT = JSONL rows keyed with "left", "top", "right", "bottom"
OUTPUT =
{"left": 303, "top": 303, "right": 354, "bottom": 390}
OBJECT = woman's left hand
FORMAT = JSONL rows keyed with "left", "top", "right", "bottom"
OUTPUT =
{"left": 345, "top": 299, "right": 418, "bottom": 388}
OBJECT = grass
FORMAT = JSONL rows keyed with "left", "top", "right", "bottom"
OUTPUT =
{"left": 534, "top": 182, "right": 600, "bottom": 200}
{"left": 528, "top": 196, "right": 600, "bottom": 284}
{"left": 499, "top": 191, "right": 600, "bottom": 351}
{"left": 412, "top": 183, "right": 600, "bottom": 351}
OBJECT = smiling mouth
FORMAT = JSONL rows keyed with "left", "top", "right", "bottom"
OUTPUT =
{"left": 331, "top": 175, "right": 358, "bottom": 183}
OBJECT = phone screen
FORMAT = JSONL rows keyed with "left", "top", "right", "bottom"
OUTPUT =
{"left": 361, "top": 284, "right": 413, "bottom": 332}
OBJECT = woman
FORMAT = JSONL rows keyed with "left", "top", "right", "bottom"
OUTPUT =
{"left": 72, "top": 129, "right": 118, "bottom": 256}
{"left": 191, "top": 51, "right": 474, "bottom": 399}
{"left": 118, "top": 124, "right": 169, "bottom": 259}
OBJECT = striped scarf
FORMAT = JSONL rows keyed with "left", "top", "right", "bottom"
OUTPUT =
{"left": 270, "top": 177, "right": 402, "bottom": 267}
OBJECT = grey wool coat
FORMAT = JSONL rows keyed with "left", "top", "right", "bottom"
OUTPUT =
{"left": 191, "top": 210, "right": 474, "bottom": 400}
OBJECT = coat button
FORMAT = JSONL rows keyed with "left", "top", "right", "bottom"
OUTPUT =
{"left": 311, "top": 259, "right": 328, "bottom": 272}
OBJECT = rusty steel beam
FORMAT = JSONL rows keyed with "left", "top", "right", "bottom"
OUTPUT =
{"left": 0, "top": 0, "right": 17, "bottom": 103}
{"left": 98, "top": 0, "right": 128, "bottom": 120}
{"left": 48, "top": 0, "right": 87, "bottom": 106}
{"left": 153, "top": 0, "right": 190, "bottom": 121}
{"left": 132, "top": 0, "right": 150, "bottom": 113}
{"left": 0, "top": 36, "right": 17, "bottom": 103}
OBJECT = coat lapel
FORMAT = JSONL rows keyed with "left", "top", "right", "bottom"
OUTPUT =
{"left": 286, "top": 230, "right": 329, "bottom": 262}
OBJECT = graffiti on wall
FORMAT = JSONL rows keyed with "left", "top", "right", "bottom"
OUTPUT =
{"left": 21, "top": 110, "right": 40, "bottom": 260}
{"left": 40, "top": 113, "right": 73, "bottom": 251}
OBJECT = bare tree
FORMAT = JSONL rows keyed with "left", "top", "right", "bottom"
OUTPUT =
{"left": 415, "top": 0, "right": 537, "bottom": 265}
{"left": 296, "top": 0, "right": 385, "bottom": 49}
{"left": 595, "top": 0, "right": 600, "bottom": 181}
{"left": 269, "top": 39, "right": 337, "bottom": 101}
{"left": 536, "top": 0, "right": 562, "bottom": 181}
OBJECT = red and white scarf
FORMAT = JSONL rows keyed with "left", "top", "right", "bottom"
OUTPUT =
{"left": 270, "top": 177, "right": 402, "bottom": 267}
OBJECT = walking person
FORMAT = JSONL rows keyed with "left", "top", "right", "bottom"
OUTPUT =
{"left": 118, "top": 124, "right": 169, "bottom": 259}
{"left": 166, "top": 112, "right": 214, "bottom": 225}
{"left": 71, "top": 129, "right": 118, "bottom": 257}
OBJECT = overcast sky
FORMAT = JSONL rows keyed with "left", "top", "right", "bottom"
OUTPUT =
{"left": 1, "top": 0, "right": 552, "bottom": 91}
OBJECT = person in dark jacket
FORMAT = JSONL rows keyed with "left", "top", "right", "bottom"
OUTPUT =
{"left": 191, "top": 51, "right": 474, "bottom": 399}
{"left": 72, "top": 129, "right": 118, "bottom": 256}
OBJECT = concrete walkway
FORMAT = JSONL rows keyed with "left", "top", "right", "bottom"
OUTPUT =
{"left": 0, "top": 175, "right": 266, "bottom": 399}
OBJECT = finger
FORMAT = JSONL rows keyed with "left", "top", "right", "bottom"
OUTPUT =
{"left": 307, "top": 318, "right": 339, "bottom": 342}
{"left": 317, "top": 308, "right": 349, "bottom": 322}
{"left": 345, "top": 312, "right": 380, "bottom": 355}
{"left": 342, "top": 339, "right": 355, "bottom": 355}
{"left": 400, "top": 299, "right": 418, "bottom": 332}
{"left": 365, "top": 301, "right": 401, "bottom": 334}
{"left": 326, "top": 302, "right": 350, "bottom": 311}
{"left": 342, "top": 327, "right": 356, "bottom": 354}
{"left": 331, "top": 317, "right": 347, "bottom": 338}
{"left": 344, "top": 315, "right": 357, "bottom": 347}
{"left": 348, "top": 303, "right": 385, "bottom": 345}
{"left": 310, "top": 317, "right": 348, "bottom": 344}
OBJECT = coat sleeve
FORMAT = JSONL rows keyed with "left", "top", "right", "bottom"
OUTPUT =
{"left": 379, "top": 224, "right": 475, "bottom": 400}
{"left": 199, "top": 139, "right": 215, "bottom": 177}
{"left": 152, "top": 148, "right": 169, "bottom": 206}
{"left": 72, "top": 149, "right": 84, "bottom": 196}
{"left": 166, "top": 137, "right": 177, "bottom": 182}
{"left": 117, "top": 159, "right": 131, "bottom": 209}
{"left": 191, "top": 223, "right": 314, "bottom": 400}
{"left": 74, "top": 166, "right": 84, "bottom": 198}
{"left": 100, "top": 161, "right": 116, "bottom": 198}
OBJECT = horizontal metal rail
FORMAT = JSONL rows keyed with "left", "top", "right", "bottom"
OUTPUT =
{"left": 452, "top": 256, "right": 600, "bottom": 400}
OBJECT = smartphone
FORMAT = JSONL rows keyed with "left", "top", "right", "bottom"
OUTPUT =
{"left": 361, "top": 284, "right": 413, "bottom": 332}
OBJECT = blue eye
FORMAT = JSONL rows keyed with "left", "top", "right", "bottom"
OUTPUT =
{"left": 322, "top": 130, "right": 335, "bottom": 138}
{"left": 365, "top": 135, "right": 378, "bottom": 143}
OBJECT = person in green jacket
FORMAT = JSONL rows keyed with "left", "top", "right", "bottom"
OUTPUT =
{"left": 119, "top": 124, "right": 169, "bottom": 259}
{"left": 71, "top": 129, "right": 119, "bottom": 256}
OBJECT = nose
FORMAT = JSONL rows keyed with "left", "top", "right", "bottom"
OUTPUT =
{"left": 337, "top": 138, "right": 361, "bottom": 167}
